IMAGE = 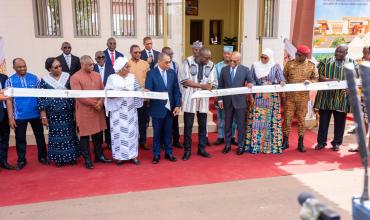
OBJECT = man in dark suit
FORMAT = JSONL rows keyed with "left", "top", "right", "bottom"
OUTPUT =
{"left": 140, "top": 36, "right": 160, "bottom": 70}
{"left": 104, "top": 37, "right": 124, "bottom": 67}
{"left": 0, "top": 73, "right": 15, "bottom": 170}
{"left": 56, "top": 42, "right": 81, "bottom": 75}
{"left": 94, "top": 51, "right": 115, "bottom": 150}
{"left": 145, "top": 53, "right": 181, "bottom": 164}
{"left": 218, "top": 52, "right": 254, "bottom": 155}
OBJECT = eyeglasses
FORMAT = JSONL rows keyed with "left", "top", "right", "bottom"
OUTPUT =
{"left": 230, "top": 60, "right": 238, "bottom": 63}
{"left": 63, "top": 46, "right": 71, "bottom": 49}
{"left": 96, "top": 56, "right": 105, "bottom": 59}
{"left": 52, "top": 65, "right": 62, "bottom": 69}
{"left": 260, "top": 56, "right": 268, "bottom": 60}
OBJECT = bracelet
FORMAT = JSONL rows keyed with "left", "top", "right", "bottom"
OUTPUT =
{"left": 41, "top": 116, "right": 47, "bottom": 119}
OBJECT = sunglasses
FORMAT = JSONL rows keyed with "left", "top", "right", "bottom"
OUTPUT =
{"left": 63, "top": 46, "right": 71, "bottom": 49}
{"left": 96, "top": 56, "right": 105, "bottom": 59}
{"left": 230, "top": 60, "right": 238, "bottom": 63}
{"left": 53, "top": 65, "right": 62, "bottom": 69}
{"left": 260, "top": 56, "right": 268, "bottom": 60}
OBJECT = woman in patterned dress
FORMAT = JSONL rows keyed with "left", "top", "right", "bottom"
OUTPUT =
{"left": 38, "top": 58, "right": 80, "bottom": 167}
{"left": 105, "top": 56, "right": 144, "bottom": 166}
{"left": 245, "top": 48, "right": 285, "bottom": 154}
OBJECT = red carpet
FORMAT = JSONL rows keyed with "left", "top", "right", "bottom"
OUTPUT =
{"left": 0, "top": 128, "right": 362, "bottom": 207}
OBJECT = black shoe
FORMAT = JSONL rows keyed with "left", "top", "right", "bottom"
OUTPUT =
{"left": 131, "top": 158, "right": 140, "bottom": 165}
{"left": 152, "top": 156, "right": 160, "bottom": 164}
{"left": 85, "top": 161, "right": 94, "bottom": 169}
{"left": 332, "top": 144, "right": 340, "bottom": 151}
{"left": 222, "top": 145, "right": 231, "bottom": 154}
{"left": 214, "top": 138, "right": 224, "bottom": 145}
{"left": 236, "top": 148, "right": 245, "bottom": 155}
{"left": 173, "top": 142, "right": 183, "bottom": 149}
{"left": 282, "top": 136, "right": 289, "bottom": 150}
{"left": 197, "top": 149, "right": 211, "bottom": 158}
{"left": 348, "top": 148, "right": 359, "bottom": 152}
{"left": 314, "top": 144, "right": 326, "bottom": 150}
{"left": 297, "top": 136, "right": 306, "bottom": 152}
{"left": 16, "top": 161, "right": 27, "bottom": 170}
{"left": 0, "top": 162, "right": 15, "bottom": 170}
{"left": 116, "top": 160, "right": 125, "bottom": 166}
{"left": 39, "top": 158, "right": 50, "bottom": 165}
{"left": 140, "top": 144, "right": 150, "bottom": 151}
{"left": 107, "top": 144, "right": 112, "bottom": 151}
{"left": 55, "top": 162, "right": 63, "bottom": 167}
{"left": 182, "top": 151, "right": 191, "bottom": 161}
{"left": 231, "top": 138, "right": 238, "bottom": 145}
{"left": 95, "top": 155, "right": 113, "bottom": 163}
{"left": 68, "top": 160, "right": 77, "bottom": 166}
{"left": 164, "top": 154, "right": 177, "bottom": 162}
{"left": 348, "top": 128, "right": 356, "bottom": 134}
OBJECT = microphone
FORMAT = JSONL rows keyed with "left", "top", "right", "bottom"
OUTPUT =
{"left": 298, "top": 192, "right": 340, "bottom": 220}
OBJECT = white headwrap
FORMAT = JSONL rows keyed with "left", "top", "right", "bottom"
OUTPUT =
{"left": 113, "top": 56, "right": 129, "bottom": 73}
{"left": 253, "top": 48, "right": 275, "bottom": 79}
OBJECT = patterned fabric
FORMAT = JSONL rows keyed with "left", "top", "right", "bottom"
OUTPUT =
{"left": 246, "top": 64, "right": 284, "bottom": 154}
{"left": 37, "top": 79, "right": 80, "bottom": 163}
{"left": 314, "top": 57, "right": 356, "bottom": 113}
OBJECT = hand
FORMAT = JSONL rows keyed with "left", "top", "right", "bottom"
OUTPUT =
{"left": 143, "top": 89, "right": 150, "bottom": 92}
{"left": 0, "top": 90, "right": 8, "bottom": 101}
{"left": 248, "top": 96, "right": 255, "bottom": 107}
{"left": 280, "top": 81, "right": 286, "bottom": 87}
{"left": 173, "top": 107, "right": 180, "bottom": 116}
{"left": 246, "top": 83, "right": 253, "bottom": 89}
{"left": 218, "top": 101, "right": 224, "bottom": 109}
{"left": 9, "top": 118, "right": 17, "bottom": 129}
{"left": 94, "top": 101, "right": 103, "bottom": 112}
{"left": 304, "top": 80, "right": 312, "bottom": 85}
{"left": 201, "top": 83, "right": 212, "bottom": 91}
{"left": 147, "top": 56, "right": 153, "bottom": 64}
{"left": 41, "top": 117, "right": 49, "bottom": 128}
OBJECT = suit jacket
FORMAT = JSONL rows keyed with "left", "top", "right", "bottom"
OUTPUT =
{"left": 93, "top": 63, "right": 115, "bottom": 86}
{"left": 56, "top": 54, "right": 81, "bottom": 75}
{"left": 141, "top": 49, "right": 160, "bottom": 70}
{"left": 145, "top": 67, "right": 181, "bottom": 118}
{"left": 104, "top": 49, "right": 124, "bottom": 67}
{"left": 218, "top": 65, "right": 254, "bottom": 109}
{"left": 0, "top": 73, "right": 8, "bottom": 122}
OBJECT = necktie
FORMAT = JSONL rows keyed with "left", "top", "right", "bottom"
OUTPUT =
{"left": 110, "top": 52, "right": 115, "bottom": 65}
{"left": 161, "top": 70, "right": 167, "bottom": 87}
{"left": 66, "top": 55, "right": 71, "bottom": 69}
{"left": 230, "top": 67, "right": 235, "bottom": 82}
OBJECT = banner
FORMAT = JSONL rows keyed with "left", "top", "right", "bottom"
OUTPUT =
{"left": 313, "top": 0, "right": 370, "bottom": 60}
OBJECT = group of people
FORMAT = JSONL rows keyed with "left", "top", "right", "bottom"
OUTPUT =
{"left": 0, "top": 36, "right": 360, "bottom": 170}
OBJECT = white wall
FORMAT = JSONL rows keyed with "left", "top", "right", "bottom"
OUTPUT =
{"left": 0, "top": 0, "right": 166, "bottom": 77}
{"left": 242, "top": 0, "right": 292, "bottom": 67}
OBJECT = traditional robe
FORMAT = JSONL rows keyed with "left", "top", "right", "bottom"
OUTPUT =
{"left": 70, "top": 70, "right": 107, "bottom": 136}
{"left": 105, "top": 73, "right": 143, "bottom": 160}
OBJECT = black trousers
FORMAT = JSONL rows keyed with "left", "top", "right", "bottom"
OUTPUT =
{"left": 138, "top": 102, "right": 149, "bottom": 145}
{"left": 0, "top": 110, "right": 10, "bottom": 164}
{"left": 317, "top": 110, "right": 347, "bottom": 146}
{"left": 79, "top": 131, "right": 104, "bottom": 163}
{"left": 224, "top": 106, "right": 246, "bottom": 148}
{"left": 184, "top": 112, "right": 207, "bottom": 152}
{"left": 15, "top": 117, "right": 47, "bottom": 163}
{"left": 172, "top": 114, "right": 180, "bottom": 144}
{"left": 104, "top": 114, "right": 111, "bottom": 147}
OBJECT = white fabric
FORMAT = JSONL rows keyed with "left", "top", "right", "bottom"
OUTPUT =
{"left": 146, "top": 49, "right": 153, "bottom": 58}
{"left": 253, "top": 48, "right": 276, "bottom": 79}
{"left": 113, "top": 56, "right": 129, "bottom": 74}
{"left": 98, "top": 64, "right": 105, "bottom": 82}
{"left": 42, "top": 72, "right": 69, "bottom": 90}
{"left": 105, "top": 73, "right": 143, "bottom": 160}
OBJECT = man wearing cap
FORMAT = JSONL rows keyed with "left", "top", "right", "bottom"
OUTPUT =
{"left": 314, "top": 45, "right": 355, "bottom": 152}
{"left": 214, "top": 46, "right": 237, "bottom": 145}
{"left": 282, "top": 45, "right": 318, "bottom": 152}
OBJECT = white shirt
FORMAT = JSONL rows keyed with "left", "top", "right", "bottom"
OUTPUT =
{"left": 97, "top": 64, "right": 105, "bottom": 82}
{"left": 107, "top": 49, "right": 116, "bottom": 61}
{"left": 145, "top": 49, "right": 154, "bottom": 58}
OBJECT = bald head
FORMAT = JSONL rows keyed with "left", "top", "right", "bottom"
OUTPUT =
{"left": 196, "top": 48, "right": 212, "bottom": 65}
{"left": 107, "top": 37, "right": 117, "bottom": 51}
{"left": 13, "top": 58, "right": 27, "bottom": 76}
{"left": 61, "top": 42, "right": 72, "bottom": 55}
{"left": 230, "top": 52, "right": 241, "bottom": 67}
{"left": 80, "top": 55, "right": 94, "bottom": 73}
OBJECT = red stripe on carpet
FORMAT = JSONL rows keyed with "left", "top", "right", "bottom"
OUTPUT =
{"left": 0, "top": 128, "right": 361, "bottom": 207}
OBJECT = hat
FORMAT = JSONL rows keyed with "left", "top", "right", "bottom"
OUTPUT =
{"left": 223, "top": 46, "right": 233, "bottom": 53}
{"left": 113, "top": 56, "right": 129, "bottom": 73}
{"left": 192, "top": 40, "right": 203, "bottom": 49}
{"left": 296, "top": 45, "right": 311, "bottom": 55}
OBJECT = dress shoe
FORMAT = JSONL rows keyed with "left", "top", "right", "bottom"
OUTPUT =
{"left": 314, "top": 144, "right": 326, "bottom": 150}
{"left": 348, "top": 148, "right": 359, "bottom": 152}
{"left": 231, "top": 138, "right": 238, "bottom": 145}
{"left": 152, "top": 156, "right": 160, "bottom": 164}
{"left": 348, "top": 128, "right": 356, "bottom": 134}
{"left": 214, "top": 138, "right": 224, "bottom": 145}
{"left": 197, "top": 149, "right": 211, "bottom": 158}
{"left": 0, "top": 162, "right": 15, "bottom": 170}
{"left": 222, "top": 145, "right": 231, "bottom": 154}
{"left": 140, "top": 144, "right": 150, "bottom": 151}
{"left": 55, "top": 162, "right": 63, "bottom": 167}
{"left": 182, "top": 151, "right": 191, "bottom": 161}
{"left": 297, "top": 136, "right": 306, "bottom": 153}
{"left": 332, "top": 144, "right": 340, "bottom": 151}
{"left": 68, "top": 160, "right": 77, "bottom": 165}
{"left": 16, "top": 161, "right": 27, "bottom": 170}
{"left": 116, "top": 160, "right": 125, "bottom": 166}
{"left": 131, "top": 158, "right": 140, "bottom": 165}
{"left": 282, "top": 136, "right": 289, "bottom": 150}
{"left": 164, "top": 154, "right": 177, "bottom": 162}
{"left": 236, "top": 147, "right": 245, "bottom": 155}
{"left": 85, "top": 161, "right": 94, "bottom": 169}
{"left": 95, "top": 156, "right": 112, "bottom": 163}
{"left": 173, "top": 142, "right": 183, "bottom": 149}
{"left": 39, "top": 158, "right": 50, "bottom": 165}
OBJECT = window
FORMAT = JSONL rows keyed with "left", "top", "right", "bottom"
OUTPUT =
{"left": 190, "top": 20, "right": 203, "bottom": 44}
{"left": 33, "top": 0, "right": 62, "bottom": 37}
{"left": 73, "top": 0, "right": 100, "bottom": 37}
{"left": 111, "top": 0, "right": 136, "bottom": 36}
{"left": 209, "top": 20, "right": 222, "bottom": 45}
{"left": 147, "top": 0, "right": 164, "bottom": 36}
{"left": 259, "top": 0, "right": 279, "bottom": 38}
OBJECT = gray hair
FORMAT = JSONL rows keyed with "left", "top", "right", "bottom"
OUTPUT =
{"left": 158, "top": 52, "right": 170, "bottom": 61}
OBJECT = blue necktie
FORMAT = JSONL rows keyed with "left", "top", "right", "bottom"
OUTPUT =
{"left": 230, "top": 67, "right": 235, "bottom": 82}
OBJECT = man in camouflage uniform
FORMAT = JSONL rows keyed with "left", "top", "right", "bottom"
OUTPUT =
{"left": 282, "top": 45, "right": 318, "bottom": 152}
